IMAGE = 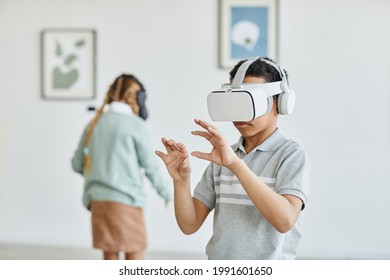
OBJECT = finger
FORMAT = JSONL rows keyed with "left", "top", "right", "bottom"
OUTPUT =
{"left": 155, "top": 150, "right": 167, "bottom": 161}
{"left": 191, "top": 130, "right": 212, "bottom": 140}
{"left": 180, "top": 159, "right": 190, "bottom": 170}
{"left": 176, "top": 142, "right": 189, "bottom": 155}
{"left": 193, "top": 129, "right": 223, "bottom": 145}
{"left": 161, "top": 137, "right": 173, "bottom": 152}
{"left": 194, "top": 118, "right": 216, "bottom": 131}
{"left": 167, "top": 139, "right": 181, "bottom": 151}
{"left": 163, "top": 138, "right": 180, "bottom": 151}
{"left": 191, "top": 151, "right": 211, "bottom": 162}
{"left": 206, "top": 126, "right": 222, "bottom": 138}
{"left": 177, "top": 143, "right": 191, "bottom": 169}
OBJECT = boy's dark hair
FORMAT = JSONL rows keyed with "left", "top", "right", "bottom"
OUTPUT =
{"left": 229, "top": 57, "right": 288, "bottom": 84}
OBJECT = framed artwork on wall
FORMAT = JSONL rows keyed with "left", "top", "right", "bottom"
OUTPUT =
{"left": 41, "top": 29, "right": 96, "bottom": 100}
{"left": 219, "top": 0, "right": 278, "bottom": 69}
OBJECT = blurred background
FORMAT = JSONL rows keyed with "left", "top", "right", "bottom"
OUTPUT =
{"left": 0, "top": 0, "right": 389, "bottom": 259}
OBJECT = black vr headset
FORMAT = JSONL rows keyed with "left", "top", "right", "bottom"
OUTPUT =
{"left": 118, "top": 74, "right": 148, "bottom": 120}
{"left": 132, "top": 76, "right": 148, "bottom": 120}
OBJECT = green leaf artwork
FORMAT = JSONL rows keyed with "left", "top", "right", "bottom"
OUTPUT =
{"left": 75, "top": 39, "right": 85, "bottom": 47}
{"left": 65, "top": 54, "right": 77, "bottom": 66}
{"left": 55, "top": 41, "right": 62, "bottom": 56}
{"left": 52, "top": 38, "right": 85, "bottom": 90}
{"left": 53, "top": 67, "right": 78, "bottom": 89}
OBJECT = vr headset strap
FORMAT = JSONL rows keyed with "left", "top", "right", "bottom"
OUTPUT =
{"left": 259, "top": 81, "right": 283, "bottom": 97}
{"left": 231, "top": 57, "right": 260, "bottom": 88}
{"left": 230, "top": 56, "right": 283, "bottom": 97}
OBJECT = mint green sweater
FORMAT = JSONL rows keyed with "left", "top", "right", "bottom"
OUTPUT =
{"left": 71, "top": 110, "right": 172, "bottom": 209}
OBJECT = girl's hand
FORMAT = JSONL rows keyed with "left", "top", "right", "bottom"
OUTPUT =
{"left": 191, "top": 119, "right": 238, "bottom": 167}
{"left": 155, "top": 138, "right": 191, "bottom": 181}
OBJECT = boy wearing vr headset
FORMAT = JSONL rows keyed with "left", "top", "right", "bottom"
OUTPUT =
{"left": 156, "top": 58, "right": 310, "bottom": 259}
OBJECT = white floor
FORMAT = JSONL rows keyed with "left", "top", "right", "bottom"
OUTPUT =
{"left": 2, "top": 244, "right": 389, "bottom": 260}
{"left": 0, "top": 244, "right": 206, "bottom": 260}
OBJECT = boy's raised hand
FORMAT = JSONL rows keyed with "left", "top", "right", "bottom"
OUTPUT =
{"left": 155, "top": 138, "right": 191, "bottom": 181}
{"left": 191, "top": 119, "right": 238, "bottom": 167}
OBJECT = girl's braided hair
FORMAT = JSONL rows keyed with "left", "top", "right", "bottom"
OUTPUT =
{"left": 82, "top": 74, "right": 141, "bottom": 176}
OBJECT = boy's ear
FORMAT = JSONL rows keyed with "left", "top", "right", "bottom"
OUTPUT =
{"left": 273, "top": 96, "right": 279, "bottom": 115}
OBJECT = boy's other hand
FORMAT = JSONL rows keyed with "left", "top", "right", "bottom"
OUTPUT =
{"left": 155, "top": 138, "right": 191, "bottom": 181}
{"left": 191, "top": 119, "right": 238, "bottom": 167}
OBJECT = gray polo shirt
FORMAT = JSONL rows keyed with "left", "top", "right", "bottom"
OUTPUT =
{"left": 193, "top": 128, "right": 310, "bottom": 260}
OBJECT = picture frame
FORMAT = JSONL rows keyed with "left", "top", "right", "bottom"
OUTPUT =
{"left": 219, "top": 0, "right": 278, "bottom": 69}
{"left": 41, "top": 29, "right": 96, "bottom": 100}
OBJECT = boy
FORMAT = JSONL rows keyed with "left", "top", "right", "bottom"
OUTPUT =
{"left": 155, "top": 57, "right": 310, "bottom": 259}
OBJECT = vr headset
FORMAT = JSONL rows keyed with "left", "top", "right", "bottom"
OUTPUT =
{"left": 207, "top": 57, "right": 296, "bottom": 121}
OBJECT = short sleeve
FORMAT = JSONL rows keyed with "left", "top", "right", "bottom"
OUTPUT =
{"left": 275, "top": 146, "right": 311, "bottom": 210}
{"left": 193, "top": 163, "right": 216, "bottom": 210}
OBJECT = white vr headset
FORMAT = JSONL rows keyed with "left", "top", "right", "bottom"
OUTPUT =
{"left": 207, "top": 57, "right": 296, "bottom": 121}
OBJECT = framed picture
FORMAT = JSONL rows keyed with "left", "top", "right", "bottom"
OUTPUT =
{"left": 41, "top": 29, "right": 96, "bottom": 99}
{"left": 219, "top": 0, "right": 278, "bottom": 68}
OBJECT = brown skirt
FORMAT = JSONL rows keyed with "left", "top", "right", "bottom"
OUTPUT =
{"left": 91, "top": 201, "right": 147, "bottom": 253}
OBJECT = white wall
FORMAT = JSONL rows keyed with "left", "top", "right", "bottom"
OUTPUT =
{"left": 0, "top": 0, "right": 390, "bottom": 259}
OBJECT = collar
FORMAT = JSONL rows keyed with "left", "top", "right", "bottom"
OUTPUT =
{"left": 232, "top": 128, "right": 286, "bottom": 153}
{"left": 109, "top": 102, "right": 133, "bottom": 116}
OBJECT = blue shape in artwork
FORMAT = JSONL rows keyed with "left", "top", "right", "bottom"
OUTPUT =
{"left": 230, "top": 7, "right": 268, "bottom": 59}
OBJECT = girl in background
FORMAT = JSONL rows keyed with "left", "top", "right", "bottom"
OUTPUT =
{"left": 72, "top": 74, "right": 172, "bottom": 260}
